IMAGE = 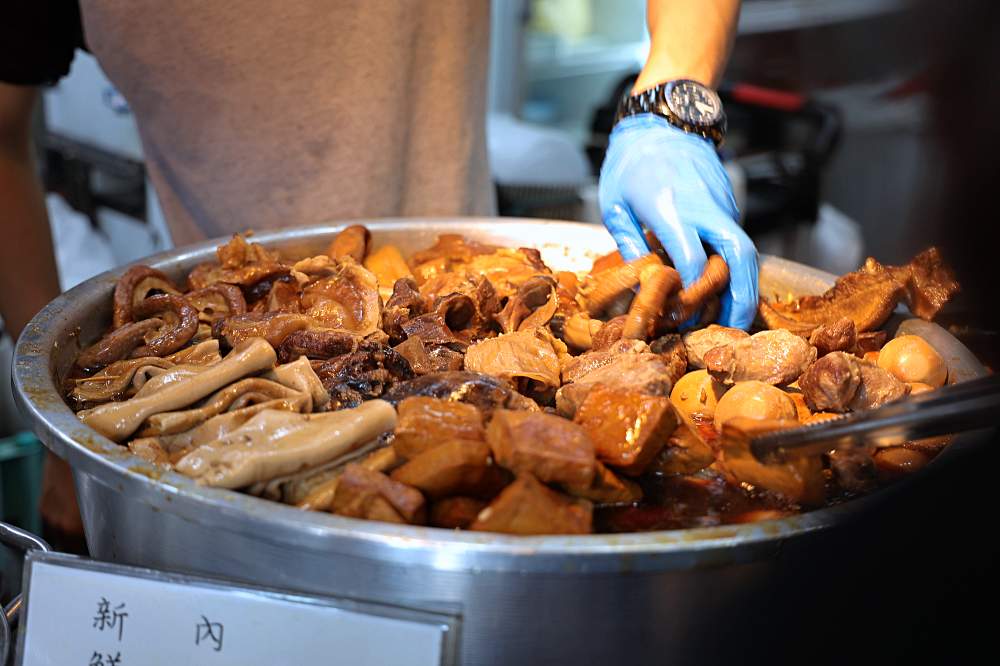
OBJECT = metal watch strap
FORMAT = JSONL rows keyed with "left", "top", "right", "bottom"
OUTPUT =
{"left": 614, "top": 81, "right": 726, "bottom": 147}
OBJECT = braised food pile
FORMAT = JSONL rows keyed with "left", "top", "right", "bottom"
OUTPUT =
{"left": 66, "top": 227, "right": 960, "bottom": 534}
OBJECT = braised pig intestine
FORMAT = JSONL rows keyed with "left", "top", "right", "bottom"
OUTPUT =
{"left": 67, "top": 228, "right": 961, "bottom": 535}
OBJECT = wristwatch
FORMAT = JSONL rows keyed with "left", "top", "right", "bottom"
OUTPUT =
{"left": 614, "top": 79, "right": 727, "bottom": 147}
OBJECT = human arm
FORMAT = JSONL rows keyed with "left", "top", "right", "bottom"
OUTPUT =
{"left": 635, "top": 0, "right": 740, "bottom": 91}
{"left": 599, "top": 0, "right": 758, "bottom": 329}
{"left": 0, "top": 82, "right": 61, "bottom": 340}
{"left": 0, "top": 82, "right": 83, "bottom": 541}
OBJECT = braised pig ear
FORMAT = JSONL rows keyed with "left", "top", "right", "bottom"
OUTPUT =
{"left": 495, "top": 275, "right": 558, "bottom": 334}
{"left": 759, "top": 247, "right": 959, "bottom": 335}
{"left": 298, "top": 260, "right": 383, "bottom": 336}
{"left": 217, "top": 234, "right": 280, "bottom": 267}
{"left": 187, "top": 235, "right": 289, "bottom": 292}
{"left": 719, "top": 417, "right": 826, "bottom": 507}
{"left": 465, "top": 330, "right": 562, "bottom": 395}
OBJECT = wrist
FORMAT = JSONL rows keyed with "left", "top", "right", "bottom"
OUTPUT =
{"left": 633, "top": 52, "right": 722, "bottom": 94}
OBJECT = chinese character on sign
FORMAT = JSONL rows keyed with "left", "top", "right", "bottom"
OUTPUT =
{"left": 88, "top": 651, "right": 122, "bottom": 665}
{"left": 195, "top": 615, "right": 224, "bottom": 652}
{"left": 92, "top": 597, "right": 128, "bottom": 642}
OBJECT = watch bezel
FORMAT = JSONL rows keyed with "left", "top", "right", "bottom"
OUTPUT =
{"left": 661, "top": 80, "right": 724, "bottom": 128}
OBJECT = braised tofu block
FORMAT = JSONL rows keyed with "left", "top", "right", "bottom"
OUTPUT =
{"left": 470, "top": 474, "right": 593, "bottom": 535}
{"left": 560, "top": 462, "right": 643, "bottom": 505}
{"left": 393, "top": 396, "right": 485, "bottom": 459}
{"left": 332, "top": 463, "right": 426, "bottom": 524}
{"left": 486, "top": 410, "right": 596, "bottom": 486}
{"left": 429, "top": 497, "right": 489, "bottom": 529}
{"left": 390, "top": 439, "right": 510, "bottom": 499}
{"left": 573, "top": 385, "right": 678, "bottom": 476}
{"left": 718, "top": 418, "right": 825, "bottom": 507}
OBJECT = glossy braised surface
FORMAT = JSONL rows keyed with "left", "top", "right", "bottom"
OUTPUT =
{"left": 64, "top": 228, "right": 960, "bottom": 534}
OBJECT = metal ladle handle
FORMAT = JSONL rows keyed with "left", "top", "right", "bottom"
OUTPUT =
{"left": 0, "top": 521, "right": 50, "bottom": 666}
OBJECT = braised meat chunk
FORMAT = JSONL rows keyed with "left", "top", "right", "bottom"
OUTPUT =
{"left": 704, "top": 329, "right": 816, "bottom": 386}
{"left": 332, "top": 463, "right": 426, "bottom": 525}
{"left": 682, "top": 324, "right": 749, "bottom": 369}
{"left": 470, "top": 474, "right": 592, "bottom": 535}
{"left": 798, "top": 352, "right": 861, "bottom": 412}
{"left": 556, "top": 352, "right": 676, "bottom": 418}
{"left": 486, "top": 410, "right": 596, "bottom": 486}
{"left": 430, "top": 497, "right": 489, "bottom": 529}
{"left": 393, "top": 396, "right": 485, "bottom": 459}
{"left": 311, "top": 341, "right": 414, "bottom": 409}
{"left": 574, "top": 385, "right": 679, "bottom": 476}
{"left": 560, "top": 462, "right": 643, "bottom": 505}
{"left": 799, "top": 352, "right": 909, "bottom": 413}
{"left": 390, "top": 439, "right": 509, "bottom": 499}
{"left": 808, "top": 317, "right": 857, "bottom": 357}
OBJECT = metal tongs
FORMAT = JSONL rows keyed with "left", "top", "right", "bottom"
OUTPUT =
{"left": 750, "top": 374, "right": 1000, "bottom": 463}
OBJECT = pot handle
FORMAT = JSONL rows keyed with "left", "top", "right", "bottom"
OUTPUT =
{"left": 0, "top": 521, "right": 51, "bottom": 666}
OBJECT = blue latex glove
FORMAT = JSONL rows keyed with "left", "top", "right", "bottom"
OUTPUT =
{"left": 599, "top": 114, "right": 759, "bottom": 330}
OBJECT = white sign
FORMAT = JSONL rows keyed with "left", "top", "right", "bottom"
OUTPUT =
{"left": 17, "top": 553, "right": 458, "bottom": 666}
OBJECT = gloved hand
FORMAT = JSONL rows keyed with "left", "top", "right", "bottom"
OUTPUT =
{"left": 599, "top": 114, "right": 759, "bottom": 330}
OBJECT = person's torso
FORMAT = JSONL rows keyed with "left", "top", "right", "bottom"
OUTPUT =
{"left": 80, "top": 0, "right": 494, "bottom": 245}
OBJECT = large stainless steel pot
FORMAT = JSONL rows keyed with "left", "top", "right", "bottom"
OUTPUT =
{"left": 12, "top": 219, "right": 988, "bottom": 665}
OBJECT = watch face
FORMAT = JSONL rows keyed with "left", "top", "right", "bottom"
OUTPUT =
{"left": 666, "top": 81, "right": 722, "bottom": 127}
